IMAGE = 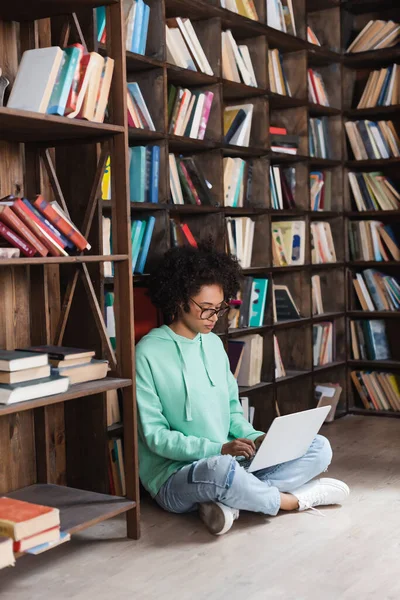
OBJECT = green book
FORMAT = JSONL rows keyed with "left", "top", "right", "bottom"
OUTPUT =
{"left": 105, "top": 292, "right": 116, "bottom": 350}
{"left": 129, "top": 146, "right": 146, "bottom": 203}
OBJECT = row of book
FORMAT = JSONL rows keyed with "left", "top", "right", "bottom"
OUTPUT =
{"left": 349, "top": 221, "right": 400, "bottom": 262}
{"left": 312, "top": 274, "right": 325, "bottom": 316}
{"left": 224, "top": 158, "right": 252, "bottom": 208}
{"left": 0, "top": 497, "right": 68, "bottom": 565}
{"left": 345, "top": 120, "right": 400, "bottom": 161}
{"left": 224, "top": 104, "right": 253, "bottom": 146}
{"left": 169, "top": 154, "right": 215, "bottom": 206}
{"left": 268, "top": 50, "right": 291, "bottom": 96}
{"left": 0, "top": 196, "right": 89, "bottom": 258}
{"left": 220, "top": 0, "right": 259, "bottom": 20}
{"left": 168, "top": 85, "right": 213, "bottom": 139}
{"left": 310, "top": 171, "right": 332, "bottom": 211}
{"left": 127, "top": 82, "right": 155, "bottom": 131}
{"left": 103, "top": 216, "right": 155, "bottom": 274}
{"left": 270, "top": 126, "right": 299, "bottom": 155}
{"left": 357, "top": 64, "right": 399, "bottom": 109}
{"left": 313, "top": 322, "right": 334, "bottom": 367}
{"left": 226, "top": 217, "right": 255, "bottom": 268}
{"left": 349, "top": 172, "right": 400, "bottom": 212}
{"left": 0, "top": 346, "right": 107, "bottom": 406}
{"left": 311, "top": 221, "right": 337, "bottom": 265}
{"left": 308, "top": 69, "right": 330, "bottom": 107}
{"left": 166, "top": 18, "right": 213, "bottom": 76}
{"left": 97, "top": 1, "right": 150, "bottom": 55}
{"left": 347, "top": 20, "right": 400, "bottom": 54}
{"left": 353, "top": 270, "right": 400, "bottom": 312}
{"left": 222, "top": 31, "right": 257, "bottom": 87}
{"left": 8, "top": 46, "right": 113, "bottom": 123}
{"left": 309, "top": 117, "right": 332, "bottom": 160}
{"left": 351, "top": 371, "right": 400, "bottom": 412}
{"left": 350, "top": 319, "right": 390, "bottom": 362}
{"left": 267, "top": 0, "right": 297, "bottom": 36}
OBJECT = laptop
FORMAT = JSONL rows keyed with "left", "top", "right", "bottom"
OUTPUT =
{"left": 239, "top": 406, "right": 331, "bottom": 473}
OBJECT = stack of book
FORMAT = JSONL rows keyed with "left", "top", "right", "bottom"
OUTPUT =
{"left": 351, "top": 371, "right": 400, "bottom": 411}
{"left": 268, "top": 50, "right": 291, "bottom": 96}
{"left": 98, "top": 1, "right": 150, "bottom": 55}
{"left": 108, "top": 437, "right": 126, "bottom": 496}
{"left": 346, "top": 20, "right": 400, "bottom": 53}
{"left": 223, "top": 158, "right": 252, "bottom": 207}
{"left": 270, "top": 126, "right": 299, "bottom": 155}
{"left": 129, "top": 145, "right": 160, "bottom": 203}
{"left": 169, "top": 154, "right": 215, "bottom": 206}
{"left": 0, "top": 196, "right": 90, "bottom": 258}
{"left": 105, "top": 292, "right": 116, "bottom": 350}
{"left": 345, "top": 120, "right": 400, "bottom": 160}
{"left": 166, "top": 18, "right": 213, "bottom": 75}
{"left": 127, "top": 82, "right": 155, "bottom": 130}
{"left": 224, "top": 104, "right": 254, "bottom": 146}
{"left": 311, "top": 222, "right": 337, "bottom": 264}
{"left": 307, "top": 26, "right": 321, "bottom": 46}
{"left": 267, "top": 0, "right": 297, "bottom": 36}
{"left": 313, "top": 322, "right": 334, "bottom": 367}
{"left": 8, "top": 46, "right": 114, "bottom": 123}
{"left": 350, "top": 319, "right": 390, "bottom": 361}
{"left": 308, "top": 69, "right": 330, "bottom": 106}
{"left": 170, "top": 218, "right": 198, "bottom": 248}
{"left": 0, "top": 350, "right": 68, "bottom": 406}
{"left": 220, "top": 0, "right": 259, "bottom": 20}
{"left": 229, "top": 277, "right": 268, "bottom": 329}
{"left": 357, "top": 65, "right": 399, "bottom": 108}
{"left": 348, "top": 172, "right": 400, "bottom": 211}
{"left": 312, "top": 275, "right": 325, "bottom": 316}
{"left": 349, "top": 221, "right": 400, "bottom": 261}
{"left": 226, "top": 217, "right": 255, "bottom": 268}
{"left": 233, "top": 334, "right": 263, "bottom": 387}
{"left": 272, "top": 284, "right": 300, "bottom": 322}
{"left": 352, "top": 270, "right": 400, "bottom": 312}
{"left": 131, "top": 217, "right": 156, "bottom": 273}
{"left": 270, "top": 166, "right": 296, "bottom": 209}
{"left": 271, "top": 220, "right": 306, "bottom": 267}
{"left": 168, "top": 85, "right": 214, "bottom": 139}
{"left": 274, "top": 335, "right": 286, "bottom": 379}
{"left": 222, "top": 31, "right": 257, "bottom": 87}
{"left": 309, "top": 117, "right": 331, "bottom": 159}
{"left": 310, "top": 171, "right": 332, "bottom": 211}
{"left": 0, "top": 497, "right": 69, "bottom": 555}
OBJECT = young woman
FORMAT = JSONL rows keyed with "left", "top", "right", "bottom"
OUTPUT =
{"left": 135, "top": 243, "right": 349, "bottom": 535}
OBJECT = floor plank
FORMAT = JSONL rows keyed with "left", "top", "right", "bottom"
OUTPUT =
{"left": 1, "top": 415, "right": 399, "bottom": 600}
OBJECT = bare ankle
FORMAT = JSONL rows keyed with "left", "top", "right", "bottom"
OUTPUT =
{"left": 279, "top": 492, "right": 299, "bottom": 511}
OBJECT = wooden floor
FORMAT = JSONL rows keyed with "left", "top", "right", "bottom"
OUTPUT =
{"left": 1, "top": 415, "right": 399, "bottom": 600}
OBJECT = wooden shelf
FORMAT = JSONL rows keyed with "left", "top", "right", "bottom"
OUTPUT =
{"left": 346, "top": 158, "right": 400, "bottom": 169}
{"left": 8, "top": 485, "right": 134, "bottom": 536}
{"left": 128, "top": 128, "right": 165, "bottom": 143}
{"left": 308, "top": 103, "right": 341, "bottom": 117}
{"left": 169, "top": 204, "right": 221, "bottom": 214}
{"left": 348, "top": 261, "right": 400, "bottom": 268}
{"left": 349, "top": 408, "right": 400, "bottom": 418}
{"left": 270, "top": 153, "right": 308, "bottom": 164}
{"left": 0, "top": 378, "right": 132, "bottom": 417}
{"left": 269, "top": 93, "right": 307, "bottom": 110}
{"left": 223, "top": 80, "right": 267, "bottom": 100}
{"left": 313, "top": 361, "right": 346, "bottom": 373}
{"left": 307, "top": 46, "right": 342, "bottom": 66}
{"left": 108, "top": 422, "right": 124, "bottom": 437}
{"left": 222, "top": 144, "right": 269, "bottom": 158}
{"left": 275, "top": 370, "right": 311, "bottom": 384}
{"left": 0, "top": 108, "right": 123, "bottom": 144}
{"left": 0, "top": 0, "right": 117, "bottom": 21}
{"left": 0, "top": 254, "right": 128, "bottom": 267}
{"left": 348, "top": 360, "right": 400, "bottom": 370}
{"left": 265, "top": 28, "right": 307, "bottom": 53}
{"left": 273, "top": 317, "right": 311, "bottom": 330}
{"left": 347, "top": 311, "right": 400, "bottom": 319}
{"left": 229, "top": 325, "right": 270, "bottom": 337}
{"left": 167, "top": 64, "right": 218, "bottom": 87}
{"left": 344, "top": 47, "right": 400, "bottom": 68}
{"left": 346, "top": 210, "right": 400, "bottom": 218}
{"left": 342, "top": 0, "right": 395, "bottom": 14}
{"left": 168, "top": 135, "right": 217, "bottom": 152}
{"left": 312, "top": 311, "right": 345, "bottom": 322}
{"left": 344, "top": 105, "right": 400, "bottom": 119}
{"left": 239, "top": 381, "right": 273, "bottom": 395}
{"left": 126, "top": 51, "right": 164, "bottom": 72}
{"left": 309, "top": 157, "right": 342, "bottom": 167}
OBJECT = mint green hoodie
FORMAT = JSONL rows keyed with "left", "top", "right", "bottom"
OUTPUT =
{"left": 135, "top": 325, "right": 264, "bottom": 497}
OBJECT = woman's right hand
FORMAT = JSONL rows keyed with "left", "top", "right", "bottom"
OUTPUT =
{"left": 221, "top": 438, "right": 256, "bottom": 459}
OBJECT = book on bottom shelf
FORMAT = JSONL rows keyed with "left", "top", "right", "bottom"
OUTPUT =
{"left": 312, "top": 275, "right": 325, "bottom": 316}
{"left": 315, "top": 383, "right": 343, "bottom": 422}
{"left": 352, "top": 270, "right": 400, "bottom": 311}
{"left": 350, "top": 319, "right": 391, "bottom": 361}
{"left": 310, "top": 171, "right": 332, "bottom": 211}
{"left": 169, "top": 154, "right": 216, "bottom": 206}
{"left": 272, "top": 284, "right": 300, "bottom": 323}
{"left": 351, "top": 370, "right": 400, "bottom": 411}
{"left": 108, "top": 437, "right": 126, "bottom": 496}
{"left": 233, "top": 334, "right": 263, "bottom": 387}
{"left": 0, "top": 537, "right": 14, "bottom": 569}
{"left": 274, "top": 335, "right": 286, "bottom": 379}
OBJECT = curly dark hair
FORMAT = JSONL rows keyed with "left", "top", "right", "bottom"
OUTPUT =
{"left": 148, "top": 241, "right": 242, "bottom": 324}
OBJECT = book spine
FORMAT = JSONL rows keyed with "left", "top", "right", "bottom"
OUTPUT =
{"left": 150, "top": 146, "right": 160, "bottom": 203}
{"left": 0, "top": 222, "right": 35, "bottom": 257}
{"left": 12, "top": 200, "right": 62, "bottom": 257}
{"left": 178, "top": 160, "right": 202, "bottom": 205}
{"left": 0, "top": 206, "right": 48, "bottom": 257}
{"left": 33, "top": 196, "right": 88, "bottom": 251}
{"left": 24, "top": 200, "right": 72, "bottom": 249}
{"left": 197, "top": 92, "right": 214, "bottom": 140}
{"left": 180, "top": 223, "right": 198, "bottom": 247}
{"left": 136, "top": 217, "right": 156, "bottom": 274}
{"left": 64, "top": 44, "right": 85, "bottom": 114}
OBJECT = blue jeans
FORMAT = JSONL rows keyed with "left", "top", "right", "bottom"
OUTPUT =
{"left": 155, "top": 435, "right": 332, "bottom": 516}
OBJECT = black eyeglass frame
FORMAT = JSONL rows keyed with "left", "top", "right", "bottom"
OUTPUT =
{"left": 190, "top": 298, "right": 230, "bottom": 320}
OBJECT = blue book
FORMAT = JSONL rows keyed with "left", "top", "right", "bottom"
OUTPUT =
{"left": 138, "top": 3, "right": 150, "bottom": 55}
{"left": 131, "top": 0, "right": 145, "bottom": 54}
{"left": 96, "top": 6, "right": 106, "bottom": 42}
{"left": 25, "top": 531, "right": 70, "bottom": 555}
{"left": 136, "top": 216, "right": 155, "bottom": 274}
{"left": 232, "top": 161, "right": 246, "bottom": 208}
{"left": 377, "top": 65, "right": 393, "bottom": 106}
{"left": 249, "top": 278, "right": 268, "bottom": 327}
{"left": 132, "top": 220, "right": 146, "bottom": 272}
{"left": 47, "top": 47, "right": 81, "bottom": 116}
{"left": 149, "top": 145, "right": 160, "bottom": 203}
{"left": 22, "top": 199, "right": 74, "bottom": 250}
{"left": 129, "top": 146, "right": 146, "bottom": 202}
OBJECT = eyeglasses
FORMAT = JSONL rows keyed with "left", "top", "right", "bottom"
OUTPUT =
{"left": 190, "top": 298, "right": 230, "bottom": 320}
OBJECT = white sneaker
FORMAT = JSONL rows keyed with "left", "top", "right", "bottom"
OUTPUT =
{"left": 292, "top": 478, "right": 350, "bottom": 514}
{"left": 198, "top": 502, "right": 239, "bottom": 535}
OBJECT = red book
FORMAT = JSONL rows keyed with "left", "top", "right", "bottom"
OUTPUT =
{"left": 0, "top": 205, "right": 48, "bottom": 257}
{"left": 197, "top": 91, "right": 214, "bottom": 141}
{"left": 308, "top": 69, "right": 320, "bottom": 105}
{"left": 65, "top": 43, "right": 85, "bottom": 115}
{"left": 0, "top": 222, "right": 35, "bottom": 257}
{"left": 11, "top": 199, "right": 63, "bottom": 257}
{"left": 13, "top": 526, "right": 60, "bottom": 552}
{"left": 33, "top": 196, "right": 89, "bottom": 252}
{"left": 270, "top": 126, "right": 287, "bottom": 135}
{"left": 180, "top": 223, "right": 198, "bottom": 248}
{"left": 0, "top": 497, "right": 60, "bottom": 541}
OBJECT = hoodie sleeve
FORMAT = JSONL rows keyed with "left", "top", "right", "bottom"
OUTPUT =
{"left": 136, "top": 351, "right": 223, "bottom": 461}
{"left": 227, "top": 359, "right": 265, "bottom": 441}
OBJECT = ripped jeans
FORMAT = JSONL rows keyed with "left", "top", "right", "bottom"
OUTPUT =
{"left": 155, "top": 435, "right": 332, "bottom": 516}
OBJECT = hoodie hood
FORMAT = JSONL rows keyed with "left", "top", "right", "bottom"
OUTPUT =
{"left": 145, "top": 325, "right": 216, "bottom": 421}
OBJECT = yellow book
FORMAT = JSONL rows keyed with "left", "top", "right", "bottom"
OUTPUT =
{"left": 236, "top": 0, "right": 258, "bottom": 20}
{"left": 224, "top": 108, "right": 240, "bottom": 136}
{"left": 101, "top": 155, "right": 111, "bottom": 200}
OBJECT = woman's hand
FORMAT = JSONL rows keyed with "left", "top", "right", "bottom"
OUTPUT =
{"left": 222, "top": 438, "right": 256, "bottom": 459}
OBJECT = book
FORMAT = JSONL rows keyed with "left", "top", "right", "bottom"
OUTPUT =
{"left": 136, "top": 216, "right": 156, "bottom": 274}
{"left": 348, "top": 172, "right": 400, "bottom": 212}
{"left": 0, "top": 350, "right": 48, "bottom": 372}
{"left": 346, "top": 20, "right": 400, "bottom": 53}
{"left": 350, "top": 319, "right": 390, "bottom": 361}
{"left": 349, "top": 221, "right": 400, "bottom": 261}
{"left": 310, "top": 171, "right": 332, "bottom": 211}
{"left": 273, "top": 285, "right": 300, "bottom": 322}
{"left": 20, "top": 345, "right": 95, "bottom": 361}
{"left": 315, "top": 383, "right": 342, "bottom": 422}
{"left": 309, "top": 117, "right": 331, "bottom": 159}
{"left": 25, "top": 531, "right": 70, "bottom": 555}
{"left": 248, "top": 279, "right": 268, "bottom": 327}
{"left": 127, "top": 82, "right": 155, "bottom": 131}
{"left": 307, "top": 26, "right": 321, "bottom": 46}
{"left": 224, "top": 104, "right": 253, "bottom": 147}
{"left": 12, "top": 198, "right": 66, "bottom": 256}
{"left": 51, "top": 359, "right": 109, "bottom": 385}
{"left": 0, "top": 222, "right": 35, "bottom": 257}
{"left": 270, "top": 166, "right": 296, "bottom": 209}
{"left": 0, "top": 375, "right": 70, "bottom": 405}
{"left": 227, "top": 340, "right": 246, "bottom": 378}
{"left": 0, "top": 205, "right": 49, "bottom": 257}
{"left": 0, "top": 537, "right": 15, "bottom": 569}
{"left": 13, "top": 526, "right": 60, "bottom": 553}
{"left": 272, "top": 220, "right": 306, "bottom": 266}
{"left": 313, "top": 322, "right": 334, "bottom": 366}
{"left": 7, "top": 47, "right": 64, "bottom": 113}
{"left": 226, "top": 217, "right": 255, "bottom": 268}
{"left": 351, "top": 370, "right": 400, "bottom": 412}
{"left": 345, "top": 120, "right": 400, "bottom": 160}
{"left": 235, "top": 334, "right": 263, "bottom": 387}
{"left": 311, "top": 221, "right": 337, "bottom": 264}
{"left": 267, "top": 0, "right": 296, "bottom": 35}
{"left": 268, "top": 49, "right": 291, "bottom": 96}
{"left": 274, "top": 335, "right": 286, "bottom": 379}
{"left": 93, "top": 56, "right": 115, "bottom": 123}
{"left": 308, "top": 69, "right": 330, "bottom": 107}
{"left": 105, "top": 291, "right": 116, "bottom": 351}
{"left": 47, "top": 46, "right": 81, "bottom": 116}
{"left": 222, "top": 30, "right": 257, "bottom": 87}
{"left": 353, "top": 270, "right": 400, "bottom": 312}
{"left": 33, "top": 196, "right": 90, "bottom": 252}
{"left": 0, "top": 365, "right": 50, "bottom": 385}
{"left": 357, "top": 65, "right": 399, "bottom": 108}
{"left": 0, "top": 497, "right": 60, "bottom": 541}
{"left": 312, "top": 275, "right": 325, "bottom": 315}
